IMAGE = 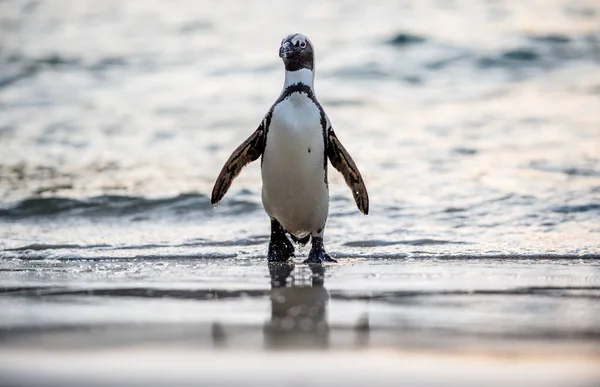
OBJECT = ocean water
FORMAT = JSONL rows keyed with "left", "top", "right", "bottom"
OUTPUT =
{"left": 1, "top": 0, "right": 600, "bottom": 386}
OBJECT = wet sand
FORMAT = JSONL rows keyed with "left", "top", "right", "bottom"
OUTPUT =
{"left": 2, "top": 349, "right": 600, "bottom": 387}
{"left": 1, "top": 258, "right": 599, "bottom": 386}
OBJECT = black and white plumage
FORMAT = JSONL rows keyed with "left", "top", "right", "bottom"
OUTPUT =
{"left": 211, "top": 33, "right": 369, "bottom": 264}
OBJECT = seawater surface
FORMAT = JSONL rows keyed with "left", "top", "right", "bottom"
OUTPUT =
{"left": 1, "top": 0, "right": 600, "bottom": 386}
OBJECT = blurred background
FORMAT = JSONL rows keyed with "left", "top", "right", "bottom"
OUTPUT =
{"left": 1, "top": 1, "right": 600, "bottom": 386}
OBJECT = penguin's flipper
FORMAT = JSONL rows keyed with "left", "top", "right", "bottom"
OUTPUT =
{"left": 326, "top": 129, "right": 369, "bottom": 215}
{"left": 211, "top": 127, "right": 265, "bottom": 205}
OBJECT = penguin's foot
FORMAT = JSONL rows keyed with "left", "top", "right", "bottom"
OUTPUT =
{"left": 304, "top": 236, "right": 337, "bottom": 264}
{"left": 268, "top": 219, "right": 295, "bottom": 262}
{"left": 268, "top": 238, "right": 294, "bottom": 262}
{"left": 305, "top": 251, "right": 336, "bottom": 264}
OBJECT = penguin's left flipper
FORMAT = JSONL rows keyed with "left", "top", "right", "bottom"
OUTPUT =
{"left": 211, "top": 127, "right": 265, "bottom": 205}
{"left": 327, "top": 129, "right": 370, "bottom": 215}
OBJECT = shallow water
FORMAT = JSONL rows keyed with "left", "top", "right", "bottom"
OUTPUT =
{"left": 1, "top": 258, "right": 600, "bottom": 386}
{"left": 1, "top": 0, "right": 600, "bottom": 386}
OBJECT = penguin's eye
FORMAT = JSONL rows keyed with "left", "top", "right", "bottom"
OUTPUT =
{"left": 299, "top": 41, "right": 306, "bottom": 48}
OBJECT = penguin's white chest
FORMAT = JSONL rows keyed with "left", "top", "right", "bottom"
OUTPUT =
{"left": 261, "top": 93, "right": 328, "bottom": 237}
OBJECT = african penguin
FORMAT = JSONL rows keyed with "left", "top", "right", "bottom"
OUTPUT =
{"left": 211, "top": 33, "right": 369, "bottom": 264}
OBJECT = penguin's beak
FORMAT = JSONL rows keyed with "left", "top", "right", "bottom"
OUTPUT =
{"left": 279, "top": 41, "right": 294, "bottom": 59}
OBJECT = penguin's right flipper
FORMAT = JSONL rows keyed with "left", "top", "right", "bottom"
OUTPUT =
{"left": 211, "top": 126, "right": 265, "bottom": 205}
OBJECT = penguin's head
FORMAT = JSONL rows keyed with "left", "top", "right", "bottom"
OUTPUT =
{"left": 279, "top": 33, "right": 314, "bottom": 71}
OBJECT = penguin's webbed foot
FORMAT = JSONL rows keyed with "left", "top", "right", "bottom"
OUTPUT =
{"left": 304, "top": 236, "right": 337, "bottom": 264}
{"left": 268, "top": 237, "right": 295, "bottom": 262}
{"left": 268, "top": 219, "right": 295, "bottom": 262}
{"left": 304, "top": 251, "right": 337, "bottom": 264}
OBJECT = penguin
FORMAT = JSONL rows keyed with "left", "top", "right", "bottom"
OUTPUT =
{"left": 211, "top": 33, "right": 369, "bottom": 264}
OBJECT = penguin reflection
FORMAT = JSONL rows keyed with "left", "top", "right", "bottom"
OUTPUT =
{"left": 265, "top": 263, "right": 329, "bottom": 349}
